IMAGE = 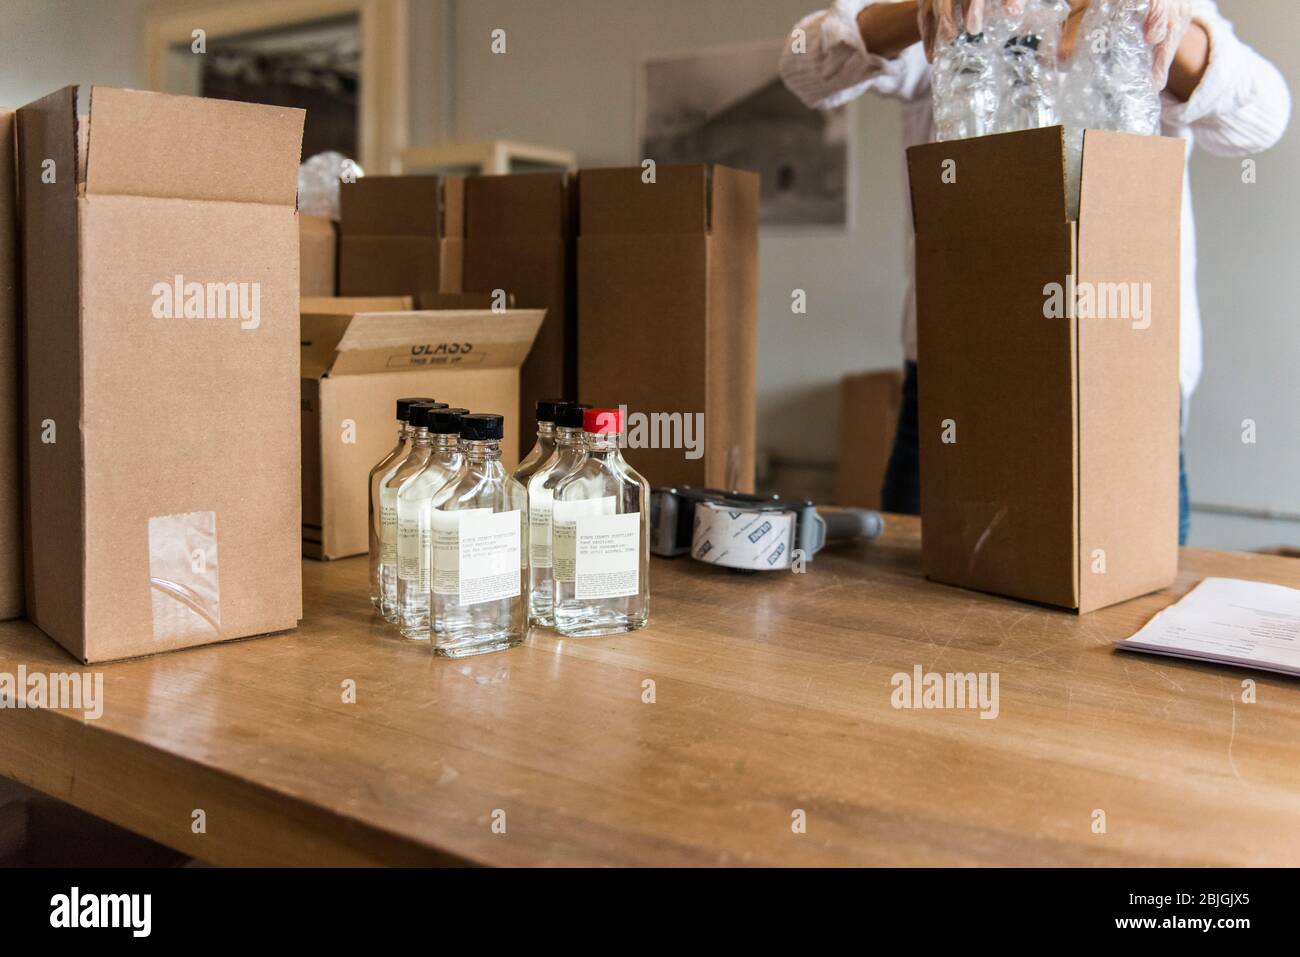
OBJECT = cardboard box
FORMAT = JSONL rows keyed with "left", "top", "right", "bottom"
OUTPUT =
{"left": 907, "top": 127, "right": 1183, "bottom": 613}
{"left": 17, "top": 86, "right": 305, "bottom": 662}
{"left": 299, "top": 213, "right": 336, "bottom": 296}
{"left": 338, "top": 175, "right": 463, "bottom": 298}
{"left": 578, "top": 164, "right": 758, "bottom": 490}
{"left": 300, "top": 297, "right": 543, "bottom": 559}
{"left": 836, "top": 369, "right": 903, "bottom": 510}
{"left": 463, "top": 172, "right": 576, "bottom": 442}
{"left": 0, "top": 109, "right": 20, "bottom": 620}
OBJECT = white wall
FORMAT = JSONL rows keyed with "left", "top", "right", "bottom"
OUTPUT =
{"left": 0, "top": 0, "right": 147, "bottom": 108}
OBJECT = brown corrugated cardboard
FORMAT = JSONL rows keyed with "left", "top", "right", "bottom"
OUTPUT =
{"left": 464, "top": 172, "right": 576, "bottom": 443}
{"left": 300, "top": 298, "right": 543, "bottom": 559}
{"left": 578, "top": 164, "right": 758, "bottom": 491}
{"left": 17, "top": 86, "right": 305, "bottom": 662}
{"left": 299, "top": 214, "right": 336, "bottom": 296}
{"left": 907, "top": 126, "right": 1183, "bottom": 613}
{"left": 0, "top": 109, "right": 19, "bottom": 620}
{"left": 337, "top": 175, "right": 464, "bottom": 298}
{"left": 836, "top": 369, "right": 903, "bottom": 510}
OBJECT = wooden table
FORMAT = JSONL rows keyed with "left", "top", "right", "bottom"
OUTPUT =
{"left": 2, "top": 515, "right": 1299, "bottom": 866}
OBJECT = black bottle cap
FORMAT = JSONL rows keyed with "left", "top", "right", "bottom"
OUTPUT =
{"left": 397, "top": 396, "right": 438, "bottom": 421}
{"left": 428, "top": 407, "right": 469, "bottom": 434}
{"left": 555, "top": 402, "right": 592, "bottom": 430}
{"left": 460, "top": 413, "right": 505, "bottom": 441}
{"left": 535, "top": 398, "right": 572, "bottom": 424}
{"left": 408, "top": 401, "right": 448, "bottom": 429}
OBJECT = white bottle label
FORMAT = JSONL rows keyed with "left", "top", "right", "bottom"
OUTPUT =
{"left": 432, "top": 507, "right": 490, "bottom": 596}
{"left": 380, "top": 486, "right": 399, "bottom": 565}
{"left": 574, "top": 511, "right": 641, "bottom": 600}
{"left": 552, "top": 496, "right": 617, "bottom": 583}
{"left": 528, "top": 487, "right": 554, "bottom": 568}
{"left": 397, "top": 499, "right": 431, "bottom": 587}
{"left": 458, "top": 510, "right": 522, "bottom": 607}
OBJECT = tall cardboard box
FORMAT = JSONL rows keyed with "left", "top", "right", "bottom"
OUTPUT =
{"left": 17, "top": 87, "right": 305, "bottom": 662}
{"left": 836, "top": 368, "right": 903, "bottom": 510}
{"left": 299, "top": 213, "right": 337, "bottom": 296}
{"left": 463, "top": 172, "right": 576, "bottom": 443}
{"left": 338, "top": 175, "right": 463, "bottom": 298}
{"left": 0, "top": 109, "right": 20, "bottom": 620}
{"left": 300, "top": 297, "right": 543, "bottom": 559}
{"left": 578, "top": 164, "right": 758, "bottom": 491}
{"left": 907, "top": 127, "right": 1183, "bottom": 613}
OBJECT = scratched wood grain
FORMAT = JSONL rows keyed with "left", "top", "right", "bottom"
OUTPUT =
{"left": 1, "top": 515, "right": 1298, "bottom": 866}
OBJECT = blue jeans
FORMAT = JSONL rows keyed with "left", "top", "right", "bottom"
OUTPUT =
{"left": 881, "top": 362, "right": 1190, "bottom": 545}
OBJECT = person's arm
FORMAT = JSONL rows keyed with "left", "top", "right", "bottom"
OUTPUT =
{"left": 779, "top": 0, "right": 932, "bottom": 110}
{"left": 1161, "top": 1, "right": 1291, "bottom": 156}
{"left": 856, "top": 1, "right": 922, "bottom": 60}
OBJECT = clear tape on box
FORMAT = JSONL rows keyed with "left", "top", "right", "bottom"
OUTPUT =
{"left": 148, "top": 511, "right": 221, "bottom": 642}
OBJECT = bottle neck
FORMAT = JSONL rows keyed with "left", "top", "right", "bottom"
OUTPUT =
{"left": 464, "top": 439, "right": 502, "bottom": 464}
{"left": 431, "top": 432, "right": 460, "bottom": 452}
{"left": 537, "top": 421, "right": 556, "bottom": 439}
{"left": 409, "top": 427, "right": 433, "bottom": 448}
{"left": 584, "top": 432, "right": 620, "bottom": 458}
{"left": 398, "top": 421, "right": 414, "bottom": 441}
{"left": 554, "top": 426, "right": 585, "bottom": 448}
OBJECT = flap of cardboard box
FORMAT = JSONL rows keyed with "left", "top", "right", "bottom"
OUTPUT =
{"left": 908, "top": 126, "right": 1068, "bottom": 233}
{"left": 306, "top": 308, "right": 544, "bottom": 377}
{"left": 580, "top": 164, "right": 757, "bottom": 237}
{"left": 77, "top": 86, "right": 304, "bottom": 206}
{"left": 338, "top": 175, "right": 465, "bottom": 238}
{"left": 466, "top": 172, "right": 570, "bottom": 238}
{"left": 301, "top": 297, "right": 412, "bottom": 378}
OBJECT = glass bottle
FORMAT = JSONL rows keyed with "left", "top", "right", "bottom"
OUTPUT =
{"left": 512, "top": 399, "right": 568, "bottom": 487}
{"left": 552, "top": 407, "right": 650, "bottom": 637}
{"left": 397, "top": 407, "right": 467, "bottom": 640}
{"left": 430, "top": 413, "right": 528, "bottom": 657}
{"left": 369, "top": 396, "right": 437, "bottom": 610}
{"left": 378, "top": 401, "right": 443, "bottom": 622}
{"left": 526, "top": 402, "right": 589, "bottom": 626}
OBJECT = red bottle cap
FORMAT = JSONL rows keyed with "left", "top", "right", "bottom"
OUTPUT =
{"left": 583, "top": 407, "right": 623, "bottom": 434}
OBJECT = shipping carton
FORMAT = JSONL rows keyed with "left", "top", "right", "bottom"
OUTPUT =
{"left": 0, "top": 109, "right": 19, "bottom": 620}
{"left": 578, "top": 164, "right": 758, "bottom": 490}
{"left": 338, "top": 175, "right": 463, "bottom": 298}
{"left": 907, "top": 127, "right": 1183, "bottom": 613}
{"left": 464, "top": 172, "right": 576, "bottom": 442}
{"left": 299, "top": 213, "right": 336, "bottom": 296}
{"left": 18, "top": 86, "right": 305, "bottom": 662}
{"left": 836, "top": 368, "right": 903, "bottom": 510}
{"left": 300, "top": 297, "right": 543, "bottom": 559}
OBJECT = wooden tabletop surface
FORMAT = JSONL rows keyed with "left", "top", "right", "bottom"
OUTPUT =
{"left": 1, "top": 514, "right": 1299, "bottom": 866}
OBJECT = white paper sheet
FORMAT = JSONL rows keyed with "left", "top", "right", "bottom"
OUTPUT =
{"left": 1116, "top": 577, "right": 1300, "bottom": 677}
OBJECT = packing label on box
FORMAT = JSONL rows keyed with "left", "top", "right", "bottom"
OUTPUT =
{"left": 397, "top": 500, "right": 431, "bottom": 589}
{"left": 432, "top": 507, "right": 491, "bottom": 595}
{"left": 552, "top": 497, "right": 617, "bottom": 583}
{"left": 529, "top": 488, "right": 554, "bottom": 568}
{"left": 458, "top": 510, "right": 522, "bottom": 606}
{"left": 573, "top": 511, "right": 641, "bottom": 601}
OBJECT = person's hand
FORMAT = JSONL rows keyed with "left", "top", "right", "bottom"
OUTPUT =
{"left": 917, "top": 0, "right": 1027, "bottom": 61}
{"left": 1144, "top": 0, "right": 1193, "bottom": 87}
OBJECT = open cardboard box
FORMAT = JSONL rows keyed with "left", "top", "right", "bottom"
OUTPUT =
{"left": 17, "top": 86, "right": 305, "bottom": 662}
{"left": 0, "top": 108, "right": 19, "bottom": 621}
{"left": 301, "top": 297, "right": 543, "bottom": 559}
{"left": 907, "top": 126, "right": 1183, "bottom": 613}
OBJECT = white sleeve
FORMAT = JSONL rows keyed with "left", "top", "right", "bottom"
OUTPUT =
{"left": 1161, "top": 0, "right": 1292, "bottom": 157}
{"left": 779, "top": 0, "right": 933, "bottom": 111}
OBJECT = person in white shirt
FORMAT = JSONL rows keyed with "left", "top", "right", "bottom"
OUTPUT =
{"left": 780, "top": 0, "right": 1290, "bottom": 543}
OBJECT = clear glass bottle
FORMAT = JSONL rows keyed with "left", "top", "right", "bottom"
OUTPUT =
{"left": 526, "top": 402, "right": 589, "bottom": 626}
{"left": 369, "top": 397, "right": 437, "bottom": 610}
{"left": 397, "top": 407, "right": 467, "bottom": 640}
{"left": 430, "top": 413, "right": 528, "bottom": 657}
{"left": 512, "top": 399, "right": 568, "bottom": 487}
{"left": 378, "top": 401, "right": 443, "bottom": 622}
{"left": 552, "top": 407, "right": 650, "bottom": 637}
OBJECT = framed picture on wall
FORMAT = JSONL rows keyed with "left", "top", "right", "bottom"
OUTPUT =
{"left": 638, "top": 41, "right": 852, "bottom": 229}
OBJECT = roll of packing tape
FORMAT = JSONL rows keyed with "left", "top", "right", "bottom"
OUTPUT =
{"left": 690, "top": 501, "right": 799, "bottom": 571}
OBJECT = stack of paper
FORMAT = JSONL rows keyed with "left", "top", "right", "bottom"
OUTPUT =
{"left": 1116, "top": 577, "right": 1300, "bottom": 677}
